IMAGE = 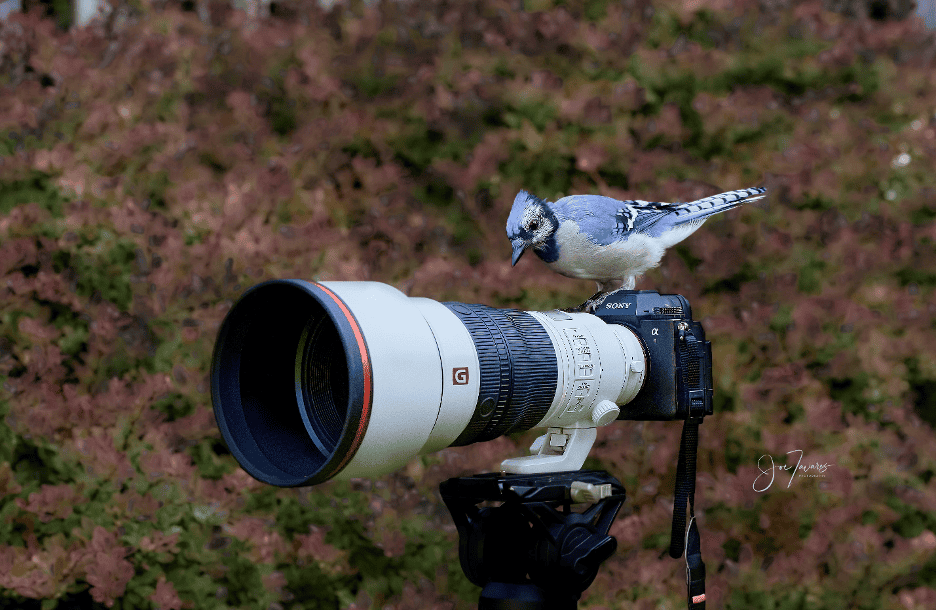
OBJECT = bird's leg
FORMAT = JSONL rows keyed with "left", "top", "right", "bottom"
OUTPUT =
{"left": 565, "top": 289, "right": 606, "bottom": 313}
{"left": 579, "top": 277, "right": 638, "bottom": 313}
{"left": 580, "top": 295, "right": 606, "bottom": 314}
{"left": 564, "top": 290, "right": 606, "bottom": 313}
{"left": 576, "top": 278, "right": 627, "bottom": 313}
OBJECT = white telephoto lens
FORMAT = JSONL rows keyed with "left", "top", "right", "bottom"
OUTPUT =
{"left": 211, "top": 280, "right": 646, "bottom": 486}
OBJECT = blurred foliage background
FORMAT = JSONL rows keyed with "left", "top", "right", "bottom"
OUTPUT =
{"left": 1, "top": 0, "right": 936, "bottom": 608}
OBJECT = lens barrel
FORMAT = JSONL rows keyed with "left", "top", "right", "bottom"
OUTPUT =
{"left": 443, "top": 303, "right": 557, "bottom": 447}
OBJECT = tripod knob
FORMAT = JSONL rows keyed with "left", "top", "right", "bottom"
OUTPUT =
{"left": 591, "top": 400, "right": 620, "bottom": 426}
{"left": 570, "top": 481, "right": 613, "bottom": 503}
{"left": 558, "top": 526, "right": 618, "bottom": 580}
{"left": 530, "top": 519, "right": 618, "bottom": 592}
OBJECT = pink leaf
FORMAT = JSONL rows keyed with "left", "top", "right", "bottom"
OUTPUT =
{"left": 83, "top": 527, "right": 135, "bottom": 607}
{"left": 150, "top": 575, "right": 184, "bottom": 610}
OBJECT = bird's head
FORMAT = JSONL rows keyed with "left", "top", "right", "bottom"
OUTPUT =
{"left": 506, "top": 190, "right": 559, "bottom": 266}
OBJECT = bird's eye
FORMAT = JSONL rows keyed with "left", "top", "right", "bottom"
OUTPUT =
{"left": 529, "top": 221, "right": 539, "bottom": 231}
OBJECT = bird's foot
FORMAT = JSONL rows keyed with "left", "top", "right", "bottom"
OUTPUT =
{"left": 568, "top": 281, "right": 636, "bottom": 314}
{"left": 583, "top": 285, "right": 643, "bottom": 313}
{"left": 580, "top": 290, "right": 612, "bottom": 314}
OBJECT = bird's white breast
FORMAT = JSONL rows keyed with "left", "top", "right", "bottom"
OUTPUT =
{"left": 546, "top": 220, "right": 669, "bottom": 282}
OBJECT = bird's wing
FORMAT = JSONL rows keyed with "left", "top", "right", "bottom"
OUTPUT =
{"left": 552, "top": 195, "right": 681, "bottom": 244}
{"left": 550, "top": 195, "right": 656, "bottom": 245}
{"left": 552, "top": 187, "right": 765, "bottom": 243}
{"left": 614, "top": 201, "right": 677, "bottom": 236}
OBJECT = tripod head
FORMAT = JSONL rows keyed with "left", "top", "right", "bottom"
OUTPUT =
{"left": 440, "top": 471, "right": 626, "bottom": 610}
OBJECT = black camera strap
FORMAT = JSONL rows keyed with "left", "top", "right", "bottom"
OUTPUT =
{"left": 670, "top": 419, "right": 706, "bottom": 609}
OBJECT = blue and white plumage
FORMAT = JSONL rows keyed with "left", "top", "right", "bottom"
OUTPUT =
{"left": 506, "top": 187, "right": 766, "bottom": 309}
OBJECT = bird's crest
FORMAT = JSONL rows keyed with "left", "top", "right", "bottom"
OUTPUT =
{"left": 506, "top": 190, "right": 549, "bottom": 238}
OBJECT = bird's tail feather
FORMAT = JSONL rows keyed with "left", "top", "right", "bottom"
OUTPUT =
{"left": 675, "top": 187, "right": 766, "bottom": 222}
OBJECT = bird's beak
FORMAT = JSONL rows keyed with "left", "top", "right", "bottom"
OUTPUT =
{"left": 511, "top": 239, "right": 528, "bottom": 266}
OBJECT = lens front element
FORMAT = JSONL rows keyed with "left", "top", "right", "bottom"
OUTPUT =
{"left": 295, "top": 315, "right": 349, "bottom": 455}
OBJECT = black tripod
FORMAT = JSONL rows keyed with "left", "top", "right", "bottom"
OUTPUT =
{"left": 439, "top": 470, "right": 625, "bottom": 610}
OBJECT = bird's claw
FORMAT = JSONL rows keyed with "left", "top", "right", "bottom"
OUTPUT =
{"left": 580, "top": 292, "right": 611, "bottom": 314}
{"left": 563, "top": 300, "right": 603, "bottom": 313}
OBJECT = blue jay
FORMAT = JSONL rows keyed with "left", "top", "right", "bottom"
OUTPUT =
{"left": 506, "top": 187, "right": 766, "bottom": 310}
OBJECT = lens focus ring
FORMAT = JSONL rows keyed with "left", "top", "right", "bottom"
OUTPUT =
{"left": 443, "top": 303, "right": 558, "bottom": 446}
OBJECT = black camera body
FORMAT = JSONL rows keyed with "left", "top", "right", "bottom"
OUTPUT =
{"left": 594, "top": 290, "right": 714, "bottom": 423}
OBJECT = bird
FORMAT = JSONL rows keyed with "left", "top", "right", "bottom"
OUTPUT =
{"left": 506, "top": 186, "right": 767, "bottom": 311}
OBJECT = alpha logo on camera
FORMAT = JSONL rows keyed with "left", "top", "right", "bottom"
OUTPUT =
{"left": 453, "top": 367, "right": 469, "bottom": 385}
